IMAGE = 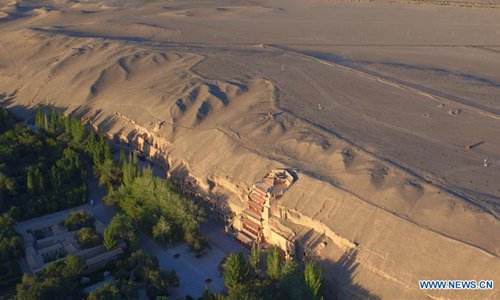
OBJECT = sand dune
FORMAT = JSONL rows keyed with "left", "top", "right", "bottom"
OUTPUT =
{"left": 0, "top": 0, "right": 499, "bottom": 298}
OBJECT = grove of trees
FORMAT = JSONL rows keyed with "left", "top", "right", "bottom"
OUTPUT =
{"left": 16, "top": 255, "right": 87, "bottom": 300}
{"left": 0, "top": 213, "right": 23, "bottom": 261}
{"left": 89, "top": 250, "right": 179, "bottom": 300}
{"left": 103, "top": 213, "right": 138, "bottom": 250}
{"left": 104, "top": 156, "right": 208, "bottom": 254}
{"left": 209, "top": 245, "right": 325, "bottom": 300}
{"left": 0, "top": 108, "right": 118, "bottom": 220}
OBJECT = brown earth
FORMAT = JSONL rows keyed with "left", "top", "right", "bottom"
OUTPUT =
{"left": 0, "top": 0, "right": 499, "bottom": 298}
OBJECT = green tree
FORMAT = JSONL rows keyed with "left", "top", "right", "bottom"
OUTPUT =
{"left": 62, "top": 255, "right": 86, "bottom": 279}
{"left": 222, "top": 252, "right": 250, "bottom": 290}
{"left": 0, "top": 213, "right": 23, "bottom": 259}
{"left": 121, "top": 153, "right": 139, "bottom": 186}
{"left": 280, "top": 260, "right": 305, "bottom": 300}
{"left": 26, "top": 166, "right": 44, "bottom": 193}
{"left": 201, "top": 289, "right": 226, "bottom": 300}
{"left": 44, "top": 260, "right": 65, "bottom": 278}
{"left": 227, "top": 284, "right": 262, "bottom": 300}
{"left": 103, "top": 214, "right": 137, "bottom": 250}
{"left": 76, "top": 227, "right": 100, "bottom": 249}
{"left": 266, "top": 247, "right": 282, "bottom": 281}
{"left": 103, "top": 227, "right": 118, "bottom": 250}
{"left": 63, "top": 210, "right": 95, "bottom": 231}
{"left": 304, "top": 261, "right": 324, "bottom": 300}
{"left": 16, "top": 274, "right": 44, "bottom": 300}
{"left": 0, "top": 172, "right": 15, "bottom": 192}
{"left": 26, "top": 167, "right": 35, "bottom": 194}
{"left": 152, "top": 216, "right": 172, "bottom": 246}
{"left": 16, "top": 275, "right": 73, "bottom": 300}
{"left": 94, "top": 158, "right": 120, "bottom": 189}
{"left": 0, "top": 108, "right": 93, "bottom": 220}
{"left": 87, "top": 282, "right": 121, "bottom": 300}
{"left": 144, "top": 268, "right": 171, "bottom": 298}
{"left": 249, "top": 242, "right": 262, "bottom": 273}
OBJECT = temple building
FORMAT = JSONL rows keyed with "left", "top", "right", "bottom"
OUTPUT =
{"left": 229, "top": 169, "right": 298, "bottom": 258}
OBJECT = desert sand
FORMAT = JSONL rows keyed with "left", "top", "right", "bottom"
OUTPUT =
{"left": 0, "top": 0, "right": 499, "bottom": 298}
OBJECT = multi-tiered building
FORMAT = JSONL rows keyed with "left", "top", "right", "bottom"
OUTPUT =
{"left": 230, "top": 169, "right": 297, "bottom": 258}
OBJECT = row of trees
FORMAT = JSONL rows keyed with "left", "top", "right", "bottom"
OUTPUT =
{"left": 207, "top": 245, "right": 324, "bottom": 300}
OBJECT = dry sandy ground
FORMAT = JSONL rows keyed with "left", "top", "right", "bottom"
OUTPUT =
{"left": 0, "top": 0, "right": 499, "bottom": 298}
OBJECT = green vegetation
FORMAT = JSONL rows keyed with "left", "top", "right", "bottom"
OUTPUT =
{"left": 152, "top": 216, "right": 172, "bottom": 246}
{"left": 16, "top": 255, "right": 86, "bottom": 300}
{"left": 304, "top": 261, "right": 324, "bottom": 300}
{"left": 0, "top": 107, "right": 118, "bottom": 220}
{"left": 222, "top": 252, "right": 250, "bottom": 290}
{"left": 103, "top": 213, "right": 138, "bottom": 250}
{"left": 87, "top": 280, "right": 139, "bottom": 300}
{"left": 249, "top": 242, "right": 262, "bottom": 273}
{"left": 34, "top": 109, "right": 120, "bottom": 190}
{"left": 105, "top": 156, "right": 207, "bottom": 254}
{"left": 93, "top": 250, "right": 179, "bottom": 299}
{"left": 0, "top": 107, "right": 212, "bottom": 298}
{"left": 0, "top": 214, "right": 23, "bottom": 260}
{"left": 0, "top": 214, "right": 23, "bottom": 290}
{"left": 211, "top": 246, "right": 325, "bottom": 300}
{"left": 76, "top": 227, "right": 101, "bottom": 249}
{"left": 64, "top": 210, "right": 96, "bottom": 231}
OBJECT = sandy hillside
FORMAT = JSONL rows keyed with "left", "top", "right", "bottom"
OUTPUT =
{"left": 0, "top": 0, "right": 499, "bottom": 298}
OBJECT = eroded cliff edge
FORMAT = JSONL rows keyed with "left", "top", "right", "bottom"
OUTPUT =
{"left": 1, "top": 30, "right": 498, "bottom": 299}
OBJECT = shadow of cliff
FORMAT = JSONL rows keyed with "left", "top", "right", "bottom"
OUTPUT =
{"left": 2, "top": 100, "right": 377, "bottom": 300}
{"left": 296, "top": 229, "right": 379, "bottom": 300}
{"left": 319, "top": 250, "right": 381, "bottom": 300}
{"left": 170, "top": 165, "right": 232, "bottom": 224}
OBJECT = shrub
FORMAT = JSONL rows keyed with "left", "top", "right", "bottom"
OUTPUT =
{"left": 63, "top": 210, "right": 95, "bottom": 231}
{"left": 76, "top": 227, "right": 100, "bottom": 249}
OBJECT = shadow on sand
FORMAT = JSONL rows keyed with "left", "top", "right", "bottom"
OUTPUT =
{"left": 320, "top": 250, "right": 381, "bottom": 300}
{"left": 2, "top": 100, "right": 379, "bottom": 299}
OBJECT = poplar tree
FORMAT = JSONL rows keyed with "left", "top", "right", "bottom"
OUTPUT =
{"left": 304, "top": 262, "right": 324, "bottom": 300}
{"left": 222, "top": 252, "right": 250, "bottom": 290}
{"left": 266, "top": 247, "right": 281, "bottom": 281}
{"left": 249, "top": 242, "right": 262, "bottom": 273}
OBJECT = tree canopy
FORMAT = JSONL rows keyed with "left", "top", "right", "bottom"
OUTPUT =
{"left": 16, "top": 255, "right": 86, "bottom": 300}
{"left": 103, "top": 213, "right": 137, "bottom": 250}
{"left": 105, "top": 158, "right": 207, "bottom": 253}
{"left": 217, "top": 247, "right": 325, "bottom": 300}
{"left": 223, "top": 252, "right": 251, "bottom": 290}
{"left": 0, "top": 213, "right": 23, "bottom": 260}
{"left": 63, "top": 210, "right": 95, "bottom": 231}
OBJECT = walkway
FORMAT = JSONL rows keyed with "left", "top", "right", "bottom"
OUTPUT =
{"left": 141, "top": 222, "right": 247, "bottom": 299}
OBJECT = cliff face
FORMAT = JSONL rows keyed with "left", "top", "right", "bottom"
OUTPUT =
{"left": 1, "top": 28, "right": 498, "bottom": 299}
